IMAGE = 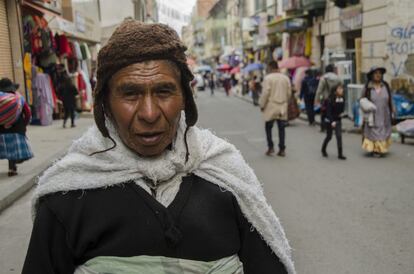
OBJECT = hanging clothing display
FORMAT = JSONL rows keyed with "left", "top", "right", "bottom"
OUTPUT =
{"left": 73, "top": 41, "right": 83, "bottom": 60}
{"left": 23, "top": 53, "right": 33, "bottom": 105}
{"left": 80, "top": 43, "right": 91, "bottom": 60}
{"left": 32, "top": 73, "right": 55, "bottom": 126}
{"left": 55, "top": 33, "right": 72, "bottom": 57}
{"left": 79, "top": 70, "right": 92, "bottom": 110}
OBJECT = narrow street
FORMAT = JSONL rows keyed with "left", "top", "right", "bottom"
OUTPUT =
{"left": 1, "top": 91, "right": 413, "bottom": 273}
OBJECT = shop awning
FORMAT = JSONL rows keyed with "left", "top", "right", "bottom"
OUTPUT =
{"left": 21, "top": 1, "right": 62, "bottom": 17}
{"left": 267, "top": 16, "right": 308, "bottom": 34}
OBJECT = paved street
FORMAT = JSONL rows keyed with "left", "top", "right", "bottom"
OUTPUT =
{"left": 1, "top": 90, "right": 414, "bottom": 273}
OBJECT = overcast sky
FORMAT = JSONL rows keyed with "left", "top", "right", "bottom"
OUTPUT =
{"left": 168, "top": 0, "right": 197, "bottom": 15}
{"left": 157, "top": 0, "right": 197, "bottom": 36}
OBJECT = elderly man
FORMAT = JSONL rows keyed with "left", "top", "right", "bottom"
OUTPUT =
{"left": 259, "top": 61, "right": 292, "bottom": 157}
{"left": 23, "top": 20, "right": 295, "bottom": 274}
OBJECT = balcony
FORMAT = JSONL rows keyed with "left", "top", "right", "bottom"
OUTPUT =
{"left": 301, "top": 0, "right": 326, "bottom": 11}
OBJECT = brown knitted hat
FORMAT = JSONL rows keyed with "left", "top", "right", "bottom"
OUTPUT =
{"left": 94, "top": 19, "right": 197, "bottom": 138}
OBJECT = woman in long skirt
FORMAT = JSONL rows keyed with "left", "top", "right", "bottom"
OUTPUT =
{"left": 361, "top": 67, "right": 393, "bottom": 157}
{"left": 0, "top": 78, "right": 33, "bottom": 176}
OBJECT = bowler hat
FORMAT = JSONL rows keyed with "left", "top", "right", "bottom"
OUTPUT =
{"left": 367, "top": 66, "right": 386, "bottom": 79}
{"left": 0, "top": 78, "right": 19, "bottom": 93}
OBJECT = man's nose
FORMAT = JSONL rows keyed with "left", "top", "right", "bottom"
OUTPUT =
{"left": 136, "top": 95, "right": 160, "bottom": 123}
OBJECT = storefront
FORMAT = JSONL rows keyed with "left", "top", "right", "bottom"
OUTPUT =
{"left": 19, "top": 0, "right": 99, "bottom": 126}
{"left": 269, "top": 16, "right": 310, "bottom": 58}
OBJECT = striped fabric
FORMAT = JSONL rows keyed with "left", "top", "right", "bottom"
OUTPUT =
{"left": 0, "top": 91, "right": 24, "bottom": 128}
{"left": 0, "top": 133, "right": 33, "bottom": 161}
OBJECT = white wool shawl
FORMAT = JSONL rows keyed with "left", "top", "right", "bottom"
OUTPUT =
{"left": 33, "top": 114, "right": 295, "bottom": 274}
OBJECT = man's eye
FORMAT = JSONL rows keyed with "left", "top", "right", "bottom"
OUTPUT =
{"left": 157, "top": 89, "right": 172, "bottom": 96}
{"left": 121, "top": 90, "right": 139, "bottom": 99}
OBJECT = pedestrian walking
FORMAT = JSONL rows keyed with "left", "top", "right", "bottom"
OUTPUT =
{"left": 259, "top": 61, "right": 292, "bottom": 157}
{"left": 315, "top": 64, "right": 342, "bottom": 132}
{"left": 321, "top": 83, "right": 347, "bottom": 160}
{"left": 360, "top": 66, "right": 393, "bottom": 157}
{"left": 249, "top": 75, "right": 260, "bottom": 106}
{"left": 300, "top": 69, "right": 319, "bottom": 125}
{"left": 23, "top": 20, "right": 294, "bottom": 274}
{"left": 0, "top": 78, "right": 33, "bottom": 176}
{"left": 208, "top": 73, "right": 215, "bottom": 95}
{"left": 58, "top": 76, "right": 78, "bottom": 128}
{"left": 223, "top": 73, "right": 231, "bottom": 96}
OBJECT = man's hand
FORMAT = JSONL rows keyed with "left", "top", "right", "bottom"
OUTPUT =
{"left": 331, "top": 122, "right": 336, "bottom": 128}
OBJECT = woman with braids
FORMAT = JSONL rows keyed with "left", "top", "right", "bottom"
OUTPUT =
{"left": 360, "top": 66, "right": 394, "bottom": 157}
{"left": 23, "top": 20, "right": 295, "bottom": 274}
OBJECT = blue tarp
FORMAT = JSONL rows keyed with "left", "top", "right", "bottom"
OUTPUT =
{"left": 393, "top": 94, "right": 414, "bottom": 118}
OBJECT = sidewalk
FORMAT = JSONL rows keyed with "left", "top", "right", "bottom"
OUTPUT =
{"left": 233, "top": 92, "right": 361, "bottom": 134}
{"left": 0, "top": 114, "right": 94, "bottom": 212}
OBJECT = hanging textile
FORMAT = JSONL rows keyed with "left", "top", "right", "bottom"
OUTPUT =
{"left": 32, "top": 73, "right": 54, "bottom": 126}
{"left": 305, "top": 28, "right": 312, "bottom": 57}
{"left": 77, "top": 72, "right": 87, "bottom": 110}
{"left": 79, "top": 70, "right": 92, "bottom": 110}
{"left": 73, "top": 41, "right": 83, "bottom": 60}
{"left": 80, "top": 43, "right": 91, "bottom": 60}
{"left": 24, "top": 53, "right": 33, "bottom": 105}
{"left": 55, "top": 33, "right": 72, "bottom": 57}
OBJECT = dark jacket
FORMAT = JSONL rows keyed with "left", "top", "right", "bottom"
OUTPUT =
{"left": 23, "top": 174, "right": 287, "bottom": 274}
{"left": 325, "top": 96, "right": 345, "bottom": 123}
{"left": 59, "top": 81, "right": 78, "bottom": 109}
{"left": 300, "top": 75, "right": 319, "bottom": 101}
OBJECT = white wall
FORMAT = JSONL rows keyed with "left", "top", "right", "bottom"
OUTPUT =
{"left": 99, "top": 0, "right": 134, "bottom": 28}
{"left": 361, "top": 0, "right": 387, "bottom": 73}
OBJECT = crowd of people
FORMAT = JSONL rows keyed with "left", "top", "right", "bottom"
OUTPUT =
{"left": 190, "top": 58, "right": 395, "bottom": 161}
{"left": 253, "top": 61, "right": 394, "bottom": 160}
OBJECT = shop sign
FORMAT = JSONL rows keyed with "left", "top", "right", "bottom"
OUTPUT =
{"left": 286, "top": 18, "right": 307, "bottom": 31}
{"left": 55, "top": 18, "right": 77, "bottom": 34}
{"left": 27, "top": 0, "right": 62, "bottom": 15}
{"left": 75, "top": 11, "right": 86, "bottom": 33}
{"left": 339, "top": 4, "right": 362, "bottom": 32}
{"left": 282, "top": 0, "right": 302, "bottom": 11}
{"left": 257, "top": 13, "right": 269, "bottom": 47}
{"left": 268, "top": 17, "right": 307, "bottom": 34}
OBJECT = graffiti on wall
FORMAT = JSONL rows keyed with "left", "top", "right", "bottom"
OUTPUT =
{"left": 387, "top": 24, "right": 414, "bottom": 77}
{"left": 385, "top": 0, "right": 414, "bottom": 78}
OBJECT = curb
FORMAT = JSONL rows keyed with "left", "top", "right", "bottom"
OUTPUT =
{"left": 0, "top": 147, "right": 68, "bottom": 213}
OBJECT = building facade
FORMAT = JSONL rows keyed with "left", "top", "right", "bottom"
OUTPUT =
{"left": 0, "top": 0, "right": 25, "bottom": 89}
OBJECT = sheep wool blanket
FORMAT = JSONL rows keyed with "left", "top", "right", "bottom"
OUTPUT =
{"left": 33, "top": 113, "right": 295, "bottom": 274}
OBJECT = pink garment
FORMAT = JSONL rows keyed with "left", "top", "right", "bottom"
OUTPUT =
{"left": 293, "top": 66, "right": 308, "bottom": 93}
{"left": 33, "top": 74, "right": 54, "bottom": 126}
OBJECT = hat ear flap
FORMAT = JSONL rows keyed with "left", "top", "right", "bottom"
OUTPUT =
{"left": 181, "top": 79, "right": 197, "bottom": 127}
{"left": 93, "top": 91, "right": 110, "bottom": 138}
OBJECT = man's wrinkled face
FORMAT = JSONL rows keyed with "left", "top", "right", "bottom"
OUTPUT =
{"left": 108, "top": 60, "right": 184, "bottom": 157}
